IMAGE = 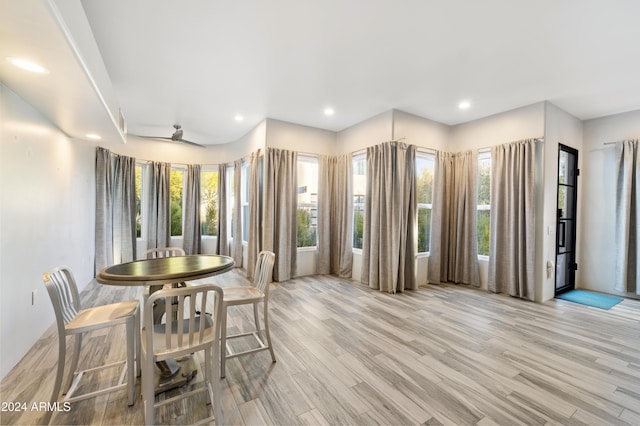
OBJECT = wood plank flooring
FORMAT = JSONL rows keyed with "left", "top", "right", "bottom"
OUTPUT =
{"left": 1, "top": 271, "right": 639, "bottom": 425}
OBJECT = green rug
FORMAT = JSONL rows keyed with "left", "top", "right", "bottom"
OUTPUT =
{"left": 556, "top": 290, "right": 623, "bottom": 310}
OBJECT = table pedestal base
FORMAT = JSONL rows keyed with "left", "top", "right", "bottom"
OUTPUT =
{"left": 154, "top": 356, "right": 198, "bottom": 395}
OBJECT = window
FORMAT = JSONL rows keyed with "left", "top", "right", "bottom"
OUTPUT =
{"left": 416, "top": 152, "right": 434, "bottom": 253}
{"left": 297, "top": 156, "right": 318, "bottom": 247}
{"left": 241, "top": 161, "right": 249, "bottom": 242}
{"left": 477, "top": 152, "right": 491, "bottom": 256}
{"left": 135, "top": 164, "right": 142, "bottom": 238}
{"left": 170, "top": 168, "right": 184, "bottom": 236}
{"left": 227, "top": 166, "right": 235, "bottom": 239}
{"left": 200, "top": 169, "right": 218, "bottom": 236}
{"left": 352, "top": 153, "right": 366, "bottom": 249}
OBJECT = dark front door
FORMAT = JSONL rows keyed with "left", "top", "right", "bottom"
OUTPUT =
{"left": 555, "top": 144, "right": 579, "bottom": 295}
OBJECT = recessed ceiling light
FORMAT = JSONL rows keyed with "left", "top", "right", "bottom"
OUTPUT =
{"left": 234, "top": 114, "right": 244, "bottom": 122}
{"left": 85, "top": 133, "right": 102, "bottom": 140}
{"left": 6, "top": 57, "right": 49, "bottom": 74}
{"left": 458, "top": 100, "right": 471, "bottom": 110}
{"left": 324, "top": 107, "right": 335, "bottom": 116}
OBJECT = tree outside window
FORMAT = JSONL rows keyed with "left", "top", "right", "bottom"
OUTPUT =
{"left": 201, "top": 170, "right": 218, "bottom": 236}
{"left": 170, "top": 169, "right": 183, "bottom": 236}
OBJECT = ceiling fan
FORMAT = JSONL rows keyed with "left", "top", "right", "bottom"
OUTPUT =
{"left": 133, "top": 124, "right": 206, "bottom": 148}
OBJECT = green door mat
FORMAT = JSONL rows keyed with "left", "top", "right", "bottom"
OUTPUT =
{"left": 556, "top": 290, "right": 623, "bottom": 310}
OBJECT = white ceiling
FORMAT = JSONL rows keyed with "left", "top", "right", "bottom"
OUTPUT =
{"left": 2, "top": 0, "right": 640, "bottom": 146}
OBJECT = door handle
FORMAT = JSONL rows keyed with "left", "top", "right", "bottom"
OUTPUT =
{"left": 558, "top": 222, "right": 566, "bottom": 248}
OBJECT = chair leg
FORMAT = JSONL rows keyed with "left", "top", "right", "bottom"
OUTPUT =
{"left": 64, "top": 334, "right": 82, "bottom": 394}
{"left": 51, "top": 335, "right": 67, "bottom": 403}
{"left": 263, "top": 300, "right": 276, "bottom": 363}
{"left": 126, "top": 318, "right": 135, "bottom": 406}
{"left": 142, "top": 353, "right": 155, "bottom": 426}
{"left": 135, "top": 311, "right": 141, "bottom": 378}
{"left": 220, "top": 304, "right": 228, "bottom": 378}
{"left": 253, "top": 302, "right": 264, "bottom": 342}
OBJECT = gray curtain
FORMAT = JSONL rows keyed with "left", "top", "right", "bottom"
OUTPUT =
{"left": 263, "top": 147, "right": 297, "bottom": 281}
{"left": 147, "top": 161, "right": 171, "bottom": 250}
{"left": 318, "top": 154, "right": 353, "bottom": 277}
{"left": 488, "top": 139, "right": 536, "bottom": 299}
{"left": 362, "top": 142, "right": 417, "bottom": 293}
{"left": 183, "top": 164, "right": 201, "bottom": 255}
{"left": 615, "top": 139, "right": 640, "bottom": 295}
{"left": 428, "top": 150, "right": 480, "bottom": 286}
{"left": 247, "top": 150, "right": 263, "bottom": 281}
{"left": 95, "top": 147, "right": 113, "bottom": 273}
{"left": 94, "top": 147, "right": 136, "bottom": 273}
{"left": 232, "top": 159, "right": 243, "bottom": 267}
{"left": 112, "top": 154, "right": 137, "bottom": 264}
{"left": 217, "top": 163, "right": 229, "bottom": 256}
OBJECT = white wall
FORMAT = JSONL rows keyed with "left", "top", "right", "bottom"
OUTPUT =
{"left": 450, "top": 103, "right": 545, "bottom": 151}
{"left": 392, "top": 109, "right": 451, "bottom": 152}
{"left": 1, "top": 85, "right": 98, "bottom": 378}
{"left": 581, "top": 109, "right": 640, "bottom": 297}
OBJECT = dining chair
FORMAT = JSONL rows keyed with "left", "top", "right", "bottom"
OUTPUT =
{"left": 220, "top": 250, "right": 276, "bottom": 378}
{"left": 143, "top": 247, "right": 187, "bottom": 323}
{"left": 42, "top": 266, "right": 140, "bottom": 407}
{"left": 143, "top": 247, "right": 186, "bottom": 259}
{"left": 141, "top": 284, "right": 224, "bottom": 425}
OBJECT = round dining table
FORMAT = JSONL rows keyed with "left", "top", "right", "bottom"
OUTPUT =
{"left": 97, "top": 254, "right": 234, "bottom": 394}
{"left": 96, "top": 254, "right": 235, "bottom": 287}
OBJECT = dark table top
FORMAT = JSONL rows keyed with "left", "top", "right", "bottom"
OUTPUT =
{"left": 96, "top": 254, "right": 235, "bottom": 286}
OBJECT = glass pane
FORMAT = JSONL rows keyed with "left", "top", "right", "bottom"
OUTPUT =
{"left": 170, "top": 169, "right": 183, "bottom": 236}
{"left": 416, "top": 156, "right": 434, "bottom": 204}
{"left": 200, "top": 171, "right": 218, "bottom": 236}
{"left": 417, "top": 207, "right": 431, "bottom": 252}
{"left": 478, "top": 157, "right": 491, "bottom": 205}
{"left": 353, "top": 155, "right": 366, "bottom": 249}
{"left": 557, "top": 185, "right": 575, "bottom": 219}
{"left": 353, "top": 197, "right": 365, "bottom": 249}
{"left": 297, "top": 157, "right": 318, "bottom": 247}
{"left": 477, "top": 209, "right": 490, "bottom": 256}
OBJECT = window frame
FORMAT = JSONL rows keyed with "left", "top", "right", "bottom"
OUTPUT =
{"left": 477, "top": 151, "right": 491, "bottom": 259}
{"left": 415, "top": 151, "right": 435, "bottom": 255}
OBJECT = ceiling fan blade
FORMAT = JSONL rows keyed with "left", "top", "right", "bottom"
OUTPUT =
{"left": 178, "top": 138, "right": 206, "bottom": 148}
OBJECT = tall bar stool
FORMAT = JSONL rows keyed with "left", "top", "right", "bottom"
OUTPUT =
{"left": 220, "top": 251, "right": 276, "bottom": 378}
{"left": 42, "top": 266, "right": 140, "bottom": 407}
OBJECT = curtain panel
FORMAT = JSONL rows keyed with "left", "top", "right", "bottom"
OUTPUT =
{"left": 317, "top": 154, "right": 353, "bottom": 277}
{"left": 183, "top": 164, "right": 201, "bottom": 255}
{"left": 428, "top": 150, "right": 480, "bottom": 286}
{"left": 263, "top": 148, "right": 297, "bottom": 282}
{"left": 217, "top": 163, "right": 229, "bottom": 256}
{"left": 361, "top": 141, "right": 417, "bottom": 293}
{"left": 94, "top": 147, "right": 136, "bottom": 273}
{"left": 488, "top": 139, "right": 536, "bottom": 300}
{"left": 247, "top": 150, "right": 263, "bottom": 281}
{"left": 146, "top": 161, "right": 171, "bottom": 250}
{"left": 615, "top": 139, "right": 640, "bottom": 295}
{"left": 232, "top": 159, "right": 243, "bottom": 267}
{"left": 95, "top": 147, "right": 114, "bottom": 273}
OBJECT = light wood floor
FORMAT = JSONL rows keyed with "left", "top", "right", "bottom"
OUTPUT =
{"left": 2, "top": 271, "right": 640, "bottom": 425}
